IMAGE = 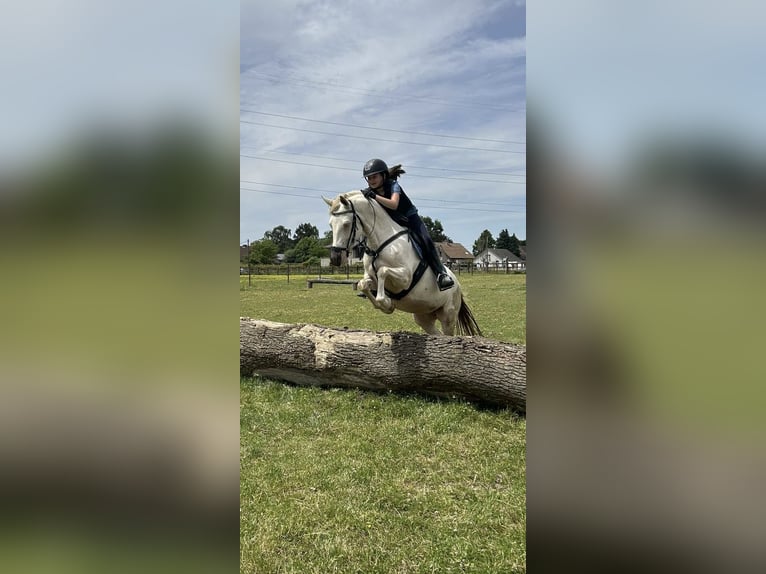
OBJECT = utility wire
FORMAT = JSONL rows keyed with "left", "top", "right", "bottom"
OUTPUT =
{"left": 247, "top": 71, "right": 526, "bottom": 113}
{"left": 240, "top": 109, "right": 525, "bottom": 145}
{"left": 241, "top": 147, "right": 526, "bottom": 178}
{"left": 240, "top": 120, "right": 524, "bottom": 154}
{"left": 240, "top": 187, "right": 525, "bottom": 213}
{"left": 241, "top": 154, "right": 526, "bottom": 184}
{"left": 240, "top": 180, "right": 526, "bottom": 207}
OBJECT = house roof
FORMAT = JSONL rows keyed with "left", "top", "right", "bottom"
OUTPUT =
{"left": 435, "top": 242, "right": 474, "bottom": 259}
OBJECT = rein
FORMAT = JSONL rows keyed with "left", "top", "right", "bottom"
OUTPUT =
{"left": 363, "top": 229, "right": 408, "bottom": 259}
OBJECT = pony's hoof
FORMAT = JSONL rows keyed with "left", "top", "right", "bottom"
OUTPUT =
{"left": 376, "top": 298, "right": 394, "bottom": 314}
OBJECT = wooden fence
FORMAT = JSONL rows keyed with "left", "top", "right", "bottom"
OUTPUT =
{"left": 240, "top": 262, "right": 525, "bottom": 278}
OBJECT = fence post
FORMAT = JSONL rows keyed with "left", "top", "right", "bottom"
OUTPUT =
{"left": 246, "top": 239, "right": 251, "bottom": 288}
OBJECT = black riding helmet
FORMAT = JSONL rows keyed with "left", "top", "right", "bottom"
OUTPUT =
{"left": 363, "top": 158, "right": 388, "bottom": 179}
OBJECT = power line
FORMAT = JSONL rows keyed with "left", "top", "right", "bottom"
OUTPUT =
{"left": 240, "top": 154, "right": 526, "bottom": 184}
{"left": 240, "top": 120, "right": 524, "bottom": 154}
{"left": 240, "top": 180, "right": 526, "bottom": 207}
{"left": 247, "top": 71, "right": 526, "bottom": 113}
{"left": 240, "top": 186, "right": 525, "bottom": 213}
{"left": 240, "top": 109, "right": 525, "bottom": 145}
{"left": 241, "top": 147, "right": 526, "bottom": 178}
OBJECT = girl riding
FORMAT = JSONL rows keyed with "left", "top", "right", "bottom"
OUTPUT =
{"left": 361, "top": 158, "right": 455, "bottom": 291}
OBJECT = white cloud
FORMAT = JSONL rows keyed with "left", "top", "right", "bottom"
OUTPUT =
{"left": 241, "top": 0, "right": 526, "bottom": 247}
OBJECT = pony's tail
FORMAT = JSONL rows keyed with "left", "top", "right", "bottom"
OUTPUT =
{"left": 456, "top": 294, "right": 483, "bottom": 337}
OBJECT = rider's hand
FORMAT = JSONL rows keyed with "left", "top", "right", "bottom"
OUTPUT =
{"left": 363, "top": 188, "right": 376, "bottom": 199}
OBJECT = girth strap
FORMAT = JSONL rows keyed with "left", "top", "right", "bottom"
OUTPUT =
{"left": 371, "top": 258, "right": 429, "bottom": 300}
{"left": 366, "top": 229, "right": 430, "bottom": 300}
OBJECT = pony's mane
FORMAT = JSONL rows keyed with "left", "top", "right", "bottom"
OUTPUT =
{"left": 337, "top": 190, "right": 364, "bottom": 206}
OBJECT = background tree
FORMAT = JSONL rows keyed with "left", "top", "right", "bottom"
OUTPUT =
{"left": 292, "top": 236, "right": 327, "bottom": 263}
{"left": 496, "top": 229, "right": 512, "bottom": 251}
{"left": 421, "top": 216, "right": 452, "bottom": 243}
{"left": 508, "top": 233, "right": 521, "bottom": 258}
{"left": 320, "top": 229, "right": 334, "bottom": 246}
{"left": 249, "top": 239, "right": 278, "bottom": 265}
{"left": 472, "top": 229, "right": 496, "bottom": 255}
{"left": 263, "top": 225, "right": 293, "bottom": 253}
{"left": 294, "top": 222, "right": 319, "bottom": 243}
{"left": 496, "top": 229, "right": 521, "bottom": 257}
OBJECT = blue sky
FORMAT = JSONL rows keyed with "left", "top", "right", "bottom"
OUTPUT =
{"left": 1, "top": 1, "right": 236, "bottom": 173}
{"left": 528, "top": 1, "right": 766, "bottom": 174}
{"left": 240, "top": 0, "right": 526, "bottom": 250}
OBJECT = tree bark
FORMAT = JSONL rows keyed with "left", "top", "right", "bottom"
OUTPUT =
{"left": 240, "top": 318, "right": 526, "bottom": 412}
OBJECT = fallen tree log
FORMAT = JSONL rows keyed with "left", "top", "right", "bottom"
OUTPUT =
{"left": 240, "top": 318, "right": 526, "bottom": 412}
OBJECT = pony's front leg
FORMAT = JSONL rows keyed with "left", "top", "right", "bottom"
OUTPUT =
{"left": 357, "top": 255, "right": 379, "bottom": 303}
{"left": 357, "top": 274, "right": 375, "bottom": 294}
{"left": 357, "top": 274, "right": 379, "bottom": 305}
{"left": 375, "top": 266, "right": 411, "bottom": 314}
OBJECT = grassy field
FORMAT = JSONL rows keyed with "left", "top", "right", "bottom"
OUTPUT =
{"left": 241, "top": 273, "right": 526, "bottom": 573}
{"left": 239, "top": 272, "right": 525, "bottom": 344}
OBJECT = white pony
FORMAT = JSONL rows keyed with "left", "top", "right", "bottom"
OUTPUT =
{"left": 323, "top": 191, "right": 482, "bottom": 336}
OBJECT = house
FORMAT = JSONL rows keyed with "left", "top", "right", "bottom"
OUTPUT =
{"left": 474, "top": 248, "right": 525, "bottom": 270}
{"left": 435, "top": 242, "right": 474, "bottom": 268}
{"left": 319, "top": 256, "right": 364, "bottom": 267}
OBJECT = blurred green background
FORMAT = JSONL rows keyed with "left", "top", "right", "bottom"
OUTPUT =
{"left": 0, "top": 2, "right": 239, "bottom": 573}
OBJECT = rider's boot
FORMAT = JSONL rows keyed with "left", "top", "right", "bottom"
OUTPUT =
{"left": 423, "top": 237, "right": 455, "bottom": 291}
{"left": 428, "top": 253, "right": 454, "bottom": 291}
{"left": 437, "top": 271, "right": 454, "bottom": 291}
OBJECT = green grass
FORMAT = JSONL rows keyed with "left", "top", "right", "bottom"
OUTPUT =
{"left": 241, "top": 272, "right": 526, "bottom": 573}
{"left": 240, "top": 272, "right": 526, "bottom": 344}
{"left": 240, "top": 383, "right": 526, "bottom": 574}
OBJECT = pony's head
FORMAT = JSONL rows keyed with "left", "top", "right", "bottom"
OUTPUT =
{"left": 323, "top": 192, "right": 364, "bottom": 266}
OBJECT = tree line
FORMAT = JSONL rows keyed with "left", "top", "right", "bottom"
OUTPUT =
{"left": 243, "top": 218, "right": 525, "bottom": 265}
{"left": 244, "top": 223, "right": 327, "bottom": 265}
{"left": 472, "top": 228, "right": 526, "bottom": 258}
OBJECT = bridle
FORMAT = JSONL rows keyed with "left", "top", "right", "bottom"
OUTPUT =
{"left": 330, "top": 197, "right": 373, "bottom": 258}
